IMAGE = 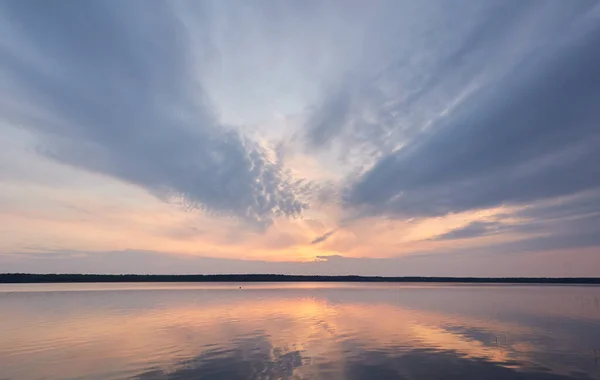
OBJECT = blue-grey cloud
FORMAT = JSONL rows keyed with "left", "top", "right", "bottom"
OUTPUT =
{"left": 2, "top": 0, "right": 600, "bottom": 276}
{"left": 0, "top": 0, "right": 306, "bottom": 226}
{"left": 309, "top": 229, "right": 337, "bottom": 245}
{"left": 304, "top": 1, "right": 585, "bottom": 156}
{"left": 346, "top": 4, "right": 600, "bottom": 219}
{"left": 432, "top": 222, "right": 503, "bottom": 241}
{"left": 428, "top": 192, "right": 600, "bottom": 254}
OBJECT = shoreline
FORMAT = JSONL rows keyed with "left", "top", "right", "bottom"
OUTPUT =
{"left": 2, "top": 273, "right": 599, "bottom": 284}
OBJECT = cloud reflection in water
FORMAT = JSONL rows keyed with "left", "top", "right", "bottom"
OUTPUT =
{"left": 1, "top": 283, "right": 599, "bottom": 379}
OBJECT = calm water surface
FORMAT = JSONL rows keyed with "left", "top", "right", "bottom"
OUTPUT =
{"left": 1, "top": 283, "right": 600, "bottom": 380}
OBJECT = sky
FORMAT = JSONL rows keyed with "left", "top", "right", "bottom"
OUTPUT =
{"left": 1, "top": 0, "right": 600, "bottom": 276}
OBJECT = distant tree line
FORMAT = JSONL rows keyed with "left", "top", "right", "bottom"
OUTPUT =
{"left": 1, "top": 273, "right": 599, "bottom": 284}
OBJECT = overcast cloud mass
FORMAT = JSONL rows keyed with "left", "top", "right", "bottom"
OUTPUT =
{"left": 1, "top": 0, "right": 599, "bottom": 276}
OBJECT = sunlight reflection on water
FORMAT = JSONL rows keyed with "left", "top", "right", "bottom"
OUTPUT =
{"left": 1, "top": 283, "right": 600, "bottom": 379}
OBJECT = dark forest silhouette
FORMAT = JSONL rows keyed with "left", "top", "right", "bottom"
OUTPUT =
{"left": 1, "top": 273, "right": 599, "bottom": 284}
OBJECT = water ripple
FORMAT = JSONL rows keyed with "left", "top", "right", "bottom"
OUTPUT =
{"left": 1, "top": 283, "right": 600, "bottom": 379}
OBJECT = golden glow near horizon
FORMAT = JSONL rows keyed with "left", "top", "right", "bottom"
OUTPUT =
{"left": 4, "top": 178, "right": 600, "bottom": 279}
{"left": 0, "top": 175, "right": 528, "bottom": 261}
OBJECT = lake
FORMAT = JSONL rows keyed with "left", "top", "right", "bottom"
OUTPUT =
{"left": 1, "top": 283, "right": 600, "bottom": 380}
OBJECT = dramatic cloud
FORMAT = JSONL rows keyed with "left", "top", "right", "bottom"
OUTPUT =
{"left": 0, "top": 1, "right": 305, "bottom": 226}
{"left": 304, "top": 2, "right": 535, "bottom": 156}
{"left": 346, "top": 3, "right": 600, "bottom": 219}
{"left": 1, "top": 1, "right": 600, "bottom": 275}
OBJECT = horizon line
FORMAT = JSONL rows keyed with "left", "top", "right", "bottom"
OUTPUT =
{"left": 1, "top": 273, "right": 599, "bottom": 284}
